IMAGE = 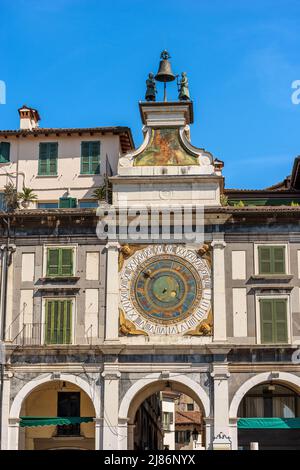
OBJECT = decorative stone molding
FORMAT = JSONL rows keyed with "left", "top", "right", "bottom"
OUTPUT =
{"left": 102, "top": 370, "right": 121, "bottom": 381}
{"left": 211, "top": 240, "right": 226, "bottom": 249}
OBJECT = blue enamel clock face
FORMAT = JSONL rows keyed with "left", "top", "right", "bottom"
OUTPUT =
{"left": 131, "top": 255, "right": 202, "bottom": 324}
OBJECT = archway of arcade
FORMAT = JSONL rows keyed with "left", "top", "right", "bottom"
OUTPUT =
{"left": 120, "top": 377, "right": 210, "bottom": 451}
{"left": 14, "top": 380, "right": 96, "bottom": 450}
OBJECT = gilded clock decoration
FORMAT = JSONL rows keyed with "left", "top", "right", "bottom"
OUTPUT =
{"left": 119, "top": 244, "right": 212, "bottom": 336}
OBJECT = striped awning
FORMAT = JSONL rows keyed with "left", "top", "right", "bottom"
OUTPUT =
{"left": 20, "top": 417, "right": 94, "bottom": 427}
{"left": 238, "top": 418, "right": 300, "bottom": 429}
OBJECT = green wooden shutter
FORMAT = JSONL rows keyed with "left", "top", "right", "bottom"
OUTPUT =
{"left": 259, "top": 247, "right": 272, "bottom": 274}
{"left": 81, "top": 142, "right": 90, "bottom": 174}
{"left": 59, "top": 197, "right": 77, "bottom": 208}
{"left": 90, "top": 141, "right": 100, "bottom": 174}
{"left": 0, "top": 142, "right": 10, "bottom": 163}
{"left": 38, "top": 143, "right": 48, "bottom": 175}
{"left": 273, "top": 247, "right": 285, "bottom": 274}
{"left": 274, "top": 300, "right": 288, "bottom": 343}
{"left": 81, "top": 141, "right": 100, "bottom": 174}
{"left": 38, "top": 143, "right": 58, "bottom": 175}
{"left": 61, "top": 249, "right": 73, "bottom": 276}
{"left": 260, "top": 299, "right": 274, "bottom": 343}
{"left": 49, "top": 143, "right": 58, "bottom": 174}
{"left": 45, "top": 299, "right": 72, "bottom": 344}
{"left": 47, "top": 248, "right": 60, "bottom": 276}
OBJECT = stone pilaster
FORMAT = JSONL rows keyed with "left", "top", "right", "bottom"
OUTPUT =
{"left": 211, "top": 363, "right": 230, "bottom": 441}
{"left": 211, "top": 236, "right": 227, "bottom": 342}
{"left": 102, "top": 369, "right": 121, "bottom": 449}
{"left": 105, "top": 242, "right": 120, "bottom": 342}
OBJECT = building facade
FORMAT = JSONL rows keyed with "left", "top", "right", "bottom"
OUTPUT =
{"left": 1, "top": 85, "right": 300, "bottom": 450}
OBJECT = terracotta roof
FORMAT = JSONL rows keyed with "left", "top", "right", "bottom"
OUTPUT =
{"left": 0, "top": 126, "right": 134, "bottom": 153}
{"left": 175, "top": 410, "right": 201, "bottom": 425}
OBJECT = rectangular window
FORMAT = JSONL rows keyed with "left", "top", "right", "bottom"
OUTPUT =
{"left": 38, "top": 142, "right": 58, "bottom": 176}
{"left": 57, "top": 392, "right": 80, "bottom": 436}
{"left": 0, "top": 142, "right": 10, "bottom": 163}
{"left": 45, "top": 299, "right": 72, "bottom": 344}
{"left": 260, "top": 299, "right": 288, "bottom": 344}
{"left": 258, "top": 246, "right": 286, "bottom": 274}
{"left": 37, "top": 202, "right": 59, "bottom": 209}
{"left": 47, "top": 247, "right": 74, "bottom": 277}
{"left": 175, "top": 430, "right": 191, "bottom": 444}
{"left": 187, "top": 403, "right": 194, "bottom": 411}
{"left": 79, "top": 200, "right": 98, "bottom": 208}
{"left": 162, "top": 412, "right": 173, "bottom": 430}
{"left": 81, "top": 141, "right": 100, "bottom": 175}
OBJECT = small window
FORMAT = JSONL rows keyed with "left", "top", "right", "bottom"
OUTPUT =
{"left": 38, "top": 202, "right": 59, "bottom": 209}
{"left": 81, "top": 141, "right": 100, "bottom": 175}
{"left": 187, "top": 403, "right": 194, "bottom": 411}
{"left": 79, "top": 200, "right": 98, "bottom": 208}
{"left": 47, "top": 247, "right": 74, "bottom": 277}
{"left": 59, "top": 197, "right": 77, "bottom": 208}
{"left": 38, "top": 142, "right": 58, "bottom": 176}
{"left": 45, "top": 299, "right": 72, "bottom": 344}
{"left": 0, "top": 142, "right": 10, "bottom": 163}
{"left": 258, "top": 246, "right": 286, "bottom": 274}
{"left": 260, "top": 299, "right": 288, "bottom": 344}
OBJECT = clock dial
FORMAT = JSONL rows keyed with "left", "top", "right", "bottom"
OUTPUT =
{"left": 131, "top": 255, "right": 202, "bottom": 325}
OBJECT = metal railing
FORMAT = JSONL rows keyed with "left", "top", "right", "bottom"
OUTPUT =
{"left": 11, "top": 323, "right": 43, "bottom": 346}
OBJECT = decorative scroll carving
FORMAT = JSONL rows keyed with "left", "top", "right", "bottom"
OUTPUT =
{"left": 119, "top": 309, "right": 148, "bottom": 336}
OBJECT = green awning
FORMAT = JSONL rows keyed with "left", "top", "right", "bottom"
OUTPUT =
{"left": 20, "top": 417, "right": 94, "bottom": 427}
{"left": 238, "top": 418, "right": 300, "bottom": 429}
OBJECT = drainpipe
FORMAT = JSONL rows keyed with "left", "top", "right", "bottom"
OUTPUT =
{"left": 0, "top": 217, "right": 16, "bottom": 449}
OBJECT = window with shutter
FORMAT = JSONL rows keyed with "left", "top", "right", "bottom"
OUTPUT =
{"left": 47, "top": 248, "right": 74, "bottom": 277}
{"left": 38, "top": 142, "right": 58, "bottom": 175}
{"left": 59, "top": 197, "right": 77, "bottom": 208}
{"left": 80, "top": 141, "right": 100, "bottom": 175}
{"left": 260, "top": 299, "right": 288, "bottom": 344}
{"left": 0, "top": 142, "right": 10, "bottom": 163}
{"left": 258, "top": 246, "right": 286, "bottom": 274}
{"left": 45, "top": 299, "right": 72, "bottom": 344}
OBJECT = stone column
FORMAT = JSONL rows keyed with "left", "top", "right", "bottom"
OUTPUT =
{"left": 94, "top": 418, "right": 103, "bottom": 450}
{"left": 211, "top": 364, "right": 230, "bottom": 441}
{"left": 1, "top": 372, "right": 11, "bottom": 449}
{"left": 105, "top": 242, "right": 120, "bottom": 342}
{"left": 203, "top": 417, "right": 213, "bottom": 450}
{"left": 102, "top": 369, "right": 121, "bottom": 450}
{"left": 118, "top": 417, "right": 130, "bottom": 450}
{"left": 229, "top": 418, "right": 238, "bottom": 450}
{"left": 8, "top": 418, "right": 20, "bottom": 450}
{"left": 211, "top": 236, "right": 227, "bottom": 342}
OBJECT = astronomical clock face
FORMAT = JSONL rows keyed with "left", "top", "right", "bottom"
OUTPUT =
{"left": 119, "top": 245, "right": 211, "bottom": 336}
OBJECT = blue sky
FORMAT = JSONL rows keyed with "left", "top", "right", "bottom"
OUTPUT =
{"left": 1, "top": 0, "right": 300, "bottom": 188}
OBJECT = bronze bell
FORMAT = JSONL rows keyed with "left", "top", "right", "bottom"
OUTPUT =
{"left": 155, "top": 50, "right": 176, "bottom": 82}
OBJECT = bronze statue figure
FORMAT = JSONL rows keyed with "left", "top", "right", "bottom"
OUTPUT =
{"left": 145, "top": 73, "right": 157, "bottom": 102}
{"left": 178, "top": 72, "right": 190, "bottom": 101}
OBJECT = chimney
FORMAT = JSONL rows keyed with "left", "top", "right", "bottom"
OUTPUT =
{"left": 18, "top": 105, "right": 40, "bottom": 130}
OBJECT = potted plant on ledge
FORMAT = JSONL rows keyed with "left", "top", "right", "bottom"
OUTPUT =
{"left": 18, "top": 187, "right": 38, "bottom": 209}
{"left": 92, "top": 176, "right": 112, "bottom": 206}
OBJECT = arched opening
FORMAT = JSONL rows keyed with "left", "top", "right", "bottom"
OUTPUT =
{"left": 237, "top": 382, "right": 300, "bottom": 450}
{"left": 17, "top": 380, "right": 96, "bottom": 450}
{"left": 122, "top": 376, "right": 209, "bottom": 451}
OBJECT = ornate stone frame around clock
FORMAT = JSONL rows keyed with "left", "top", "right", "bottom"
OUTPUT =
{"left": 119, "top": 243, "right": 213, "bottom": 337}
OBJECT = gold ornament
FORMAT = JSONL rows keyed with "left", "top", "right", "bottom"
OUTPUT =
{"left": 119, "top": 309, "right": 148, "bottom": 336}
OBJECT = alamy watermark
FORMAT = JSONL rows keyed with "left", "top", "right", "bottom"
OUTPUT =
{"left": 0, "top": 80, "right": 6, "bottom": 104}
{"left": 96, "top": 202, "right": 205, "bottom": 244}
{"left": 291, "top": 80, "right": 300, "bottom": 105}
